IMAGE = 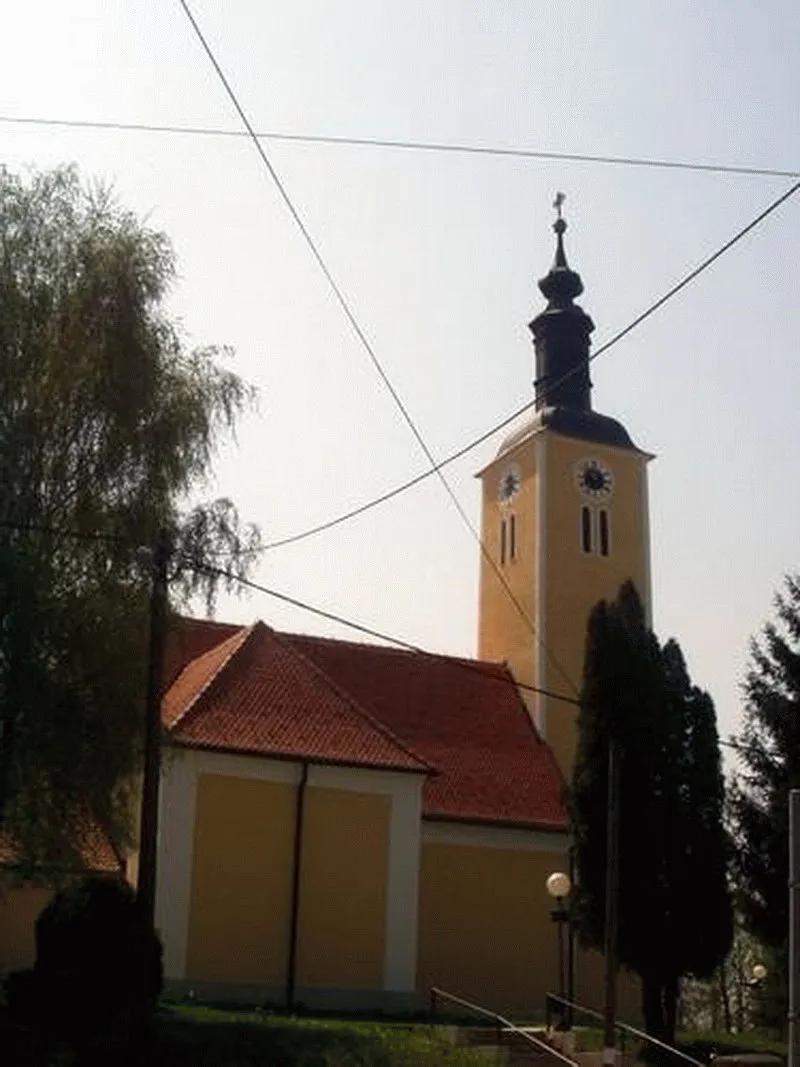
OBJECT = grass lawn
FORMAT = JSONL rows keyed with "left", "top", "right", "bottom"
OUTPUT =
{"left": 1, "top": 1002, "right": 499, "bottom": 1066}
{"left": 3, "top": 1001, "right": 792, "bottom": 1066}
{"left": 108, "top": 1005, "right": 499, "bottom": 1067}
{"left": 677, "top": 1029, "right": 788, "bottom": 1061}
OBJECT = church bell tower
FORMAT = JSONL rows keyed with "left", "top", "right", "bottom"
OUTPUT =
{"left": 477, "top": 201, "right": 652, "bottom": 778}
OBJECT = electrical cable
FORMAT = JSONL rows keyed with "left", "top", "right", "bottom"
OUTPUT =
{"left": 249, "top": 173, "right": 800, "bottom": 554}
{"left": 0, "top": 523, "right": 773, "bottom": 748}
{"left": 2, "top": 113, "right": 798, "bottom": 181}
{"left": 187, "top": 558, "right": 581, "bottom": 708}
{"left": 176, "top": 0, "right": 579, "bottom": 696}
{"left": 174, "top": 0, "right": 800, "bottom": 692}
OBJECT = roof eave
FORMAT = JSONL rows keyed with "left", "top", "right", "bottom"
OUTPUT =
{"left": 422, "top": 811, "right": 569, "bottom": 835}
{"left": 169, "top": 739, "right": 434, "bottom": 777}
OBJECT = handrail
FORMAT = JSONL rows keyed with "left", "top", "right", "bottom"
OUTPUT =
{"left": 430, "top": 986, "right": 579, "bottom": 1067}
{"left": 545, "top": 993, "right": 706, "bottom": 1067}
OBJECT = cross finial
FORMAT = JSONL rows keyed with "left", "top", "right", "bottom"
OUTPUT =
{"left": 553, "top": 191, "right": 566, "bottom": 220}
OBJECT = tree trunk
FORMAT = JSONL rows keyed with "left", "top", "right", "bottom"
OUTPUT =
{"left": 664, "top": 977, "right": 679, "bottom": 1046}
{"left": 718, "top": 965, "right": 733, "bottom": 1033}
{"left": 642, "top": 972, "right": 666, "bottom": 1042}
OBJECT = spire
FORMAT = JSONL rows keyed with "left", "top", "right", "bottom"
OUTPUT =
{"left": 529, "top": 195, "right": 594, "bottom": 412}
{"left": 538, "top": 193, "right": 584, "bottom": 305}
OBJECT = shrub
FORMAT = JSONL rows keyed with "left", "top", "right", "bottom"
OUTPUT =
{"left": 30, "top": 875, "right": 163, "bottom": 1044}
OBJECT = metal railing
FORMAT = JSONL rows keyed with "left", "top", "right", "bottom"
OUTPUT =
{"left": 430, "top": 986, "right": 579, "bottom": 1067}
{"left": 545, "top": 993, "right": 706, "bottom": 1067}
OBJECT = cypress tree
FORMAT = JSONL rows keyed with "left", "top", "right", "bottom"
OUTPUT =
{"left": 571, "top": 582, "right": 732, "bottom": 1043}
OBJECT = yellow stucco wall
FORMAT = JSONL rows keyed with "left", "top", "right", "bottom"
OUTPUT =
{"left": 297, "top": 787, "right": 389, "bottom": 990}
{"left": 185, "top": 773, "right": 391, "bottom": 992}
{"left": 0, "top": 886, "right": 52, "bottom": 970}
{"left": 478, "top": 429, "right": 650, "bottom": 778}
{"left": 417, "top": 837, "right": 642, "bottom": 1021}
{"left": 186, "top": 773, "right": 296, "bottom": 985}
{"left": 417, "top": 840, "right": 563, "bottom": 1013}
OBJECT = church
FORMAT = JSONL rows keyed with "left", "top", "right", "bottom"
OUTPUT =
{"left": 0, "top": 209, "right": 651, "bottom": 1017}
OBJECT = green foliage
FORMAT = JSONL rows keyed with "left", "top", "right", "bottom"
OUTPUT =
{"left": 0, "top": 165, "right": 260, "bottom": 870}
{"left": 729, "top": 573, "right": 800, "bottom": 975}
{"left": 571, "top": 581, "right": 732, "bottom": 1043}
{"left": 0, "top": 1003, "right": 501, "bottom": 1067}
{"left": 680, "top": 919, "right": 770, "bottom": 1034}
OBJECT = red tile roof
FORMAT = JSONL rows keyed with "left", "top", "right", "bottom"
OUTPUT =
{"left": 166, "top": 622, "right": 431, "bottom": 774}
{"left": 164, "top": 618, "right": 568, "bottom": 832}
{"left": 165, "top": 615, "right": 243, "bottom": 689}
{"left": 163, "top": 625, "right": 251, "bottom": 729}
{"left": 288, "top": 634, "right": 567, "bottom": 831}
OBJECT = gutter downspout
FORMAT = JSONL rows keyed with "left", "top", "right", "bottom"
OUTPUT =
{"left": 286, "top": 762, "right": 309, "bottom": 1010}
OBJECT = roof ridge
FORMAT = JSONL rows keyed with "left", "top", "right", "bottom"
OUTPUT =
{"left": 272, "top": 627, "right": 436, "bottom": 774}
{"left": 166, "top": 622, "right": 254, "bottom": 732}
{"left": 286, "top": 629, "right": 509, "bottom": 673}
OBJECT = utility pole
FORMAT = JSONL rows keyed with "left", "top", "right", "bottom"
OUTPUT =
{"left": 137, "top": 528, "right": 172, "bottom": 929}
{"left": 603, "top": 738, "right": 620, "bottom": 1066}
{"left": 790, "top": 791, "right": 800, "bottom": 1067}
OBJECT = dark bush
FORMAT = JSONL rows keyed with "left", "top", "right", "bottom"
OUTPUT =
{"left": 3, "top": 967, "right": 39, "bottom": 1027}
{"left": 30, "top": 875, "right": 163, "bottom": 1044}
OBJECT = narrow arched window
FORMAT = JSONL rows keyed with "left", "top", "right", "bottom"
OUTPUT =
{"left": 500, "top": 518, "right": 507, "bottom": 565}
{"left": 581, "top": 506, "right": 592, "bottom": 553}
{"left": 599, "top": 509, "right": 610, "bottom": 557}
{"left": 509, "top": 514, "right": 517, "bottom": 560}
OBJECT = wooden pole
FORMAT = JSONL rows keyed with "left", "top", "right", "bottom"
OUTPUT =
{"left": 789, "top": 790, "right": 800, "bottom": 1067}
{"left": 136, "top": 528, "right": 172, "bottom": 928}
{"left": 603, "top": 738, "right": 620, "bottom": 1066}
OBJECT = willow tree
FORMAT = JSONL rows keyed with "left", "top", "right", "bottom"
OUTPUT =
{"left": 571, "top": 582, "right": 731, "bottom": 1044}
{"left": 0, "top": 165, "right": 259, "bottom": 873}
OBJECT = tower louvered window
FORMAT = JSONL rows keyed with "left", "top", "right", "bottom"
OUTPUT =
{"left": 599, "top": 509, "right": 610, "bottom": 557}
{"left": 581, "top": 506, "right": 592, "bottom": 553}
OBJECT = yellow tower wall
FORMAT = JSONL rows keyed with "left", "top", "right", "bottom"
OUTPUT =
{"left": 478, "top": 428, "right": 650, "bottom": 778}
{"left": 541, "top": 435, "right": 650, "bottom": 775}
{"left": 478, "top": 440, "right": 543, "bottom": 696}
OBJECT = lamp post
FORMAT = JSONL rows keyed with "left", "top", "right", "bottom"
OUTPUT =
{"left": 750, "top": 963, "right": 768, "bottom": 1035}
{"left": 547, "top": 870, "right": 572, "bottom": 1029}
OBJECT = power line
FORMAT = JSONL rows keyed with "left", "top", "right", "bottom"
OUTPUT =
{"left": 0, "top": 521, "right": 761, "bottom": 750}
{"left": 258, "top": 399, "right": 531, "bottom": 552}
{"left": 251, "top": 173, "right": 800, "bottom": 554}
{"left": 176, "top": 0, "right": 579, "bottom": 697}
{"left": 188, "top": 559, "right": 581, "bottom": 708}
{"left": 2, "top": 113, "right": 798, "bottom": 182}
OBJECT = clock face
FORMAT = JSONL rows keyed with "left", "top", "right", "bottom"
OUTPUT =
{"left": 575, "top": 458, "right": 614, "bottom": 501}
{"left": 498, "top": 463, "right": 521, "bottom": 504}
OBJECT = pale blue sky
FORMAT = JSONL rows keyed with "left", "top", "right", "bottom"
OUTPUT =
{"left": 3, "top": 1, "right": 800, "bottom": 747}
